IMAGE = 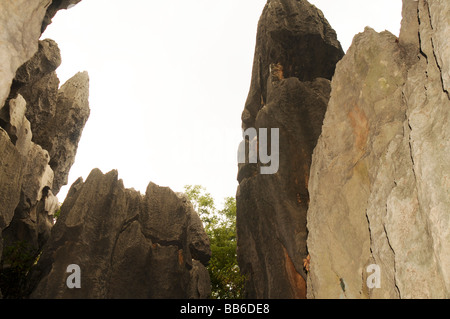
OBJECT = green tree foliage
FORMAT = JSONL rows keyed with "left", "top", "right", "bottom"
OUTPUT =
{"left": 0, "top": 240, "right": 36, "bottom": 298}
{"left": 54, "top": 206, "right": 62, "bottom": 220}
{"left": 184, "top": 185, "right": 245, "bottom": 299}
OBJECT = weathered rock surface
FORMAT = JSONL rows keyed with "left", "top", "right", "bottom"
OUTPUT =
{"left": 10, "top": 39, "right": 62, "bottom": 138}
{"left": 0, "top": 0, "right": 50, "bottom": 111}
{"left": 0, "top": 93, "right": 54, "bottom": 227}
{"left": 26, "top": 169, "right": 211, "bottom": 299}
{"left": 13, "top": 38, "right": 62, "bottom": 91}
{"left": 0, "top": 50, "right": 88, "bottom": 274}
{"left": 0, "top": 95, "right": 31, "bottom": 153}
{"left": 0, "top": 129, "right": 24, "bottom": 241}
{"left": 236, "top": 0, "right": 344, "bottom": 298}
{"left": 241, "top": 0, "right": 343, "bottom": 131}
{"left": 41, "top": 0, "right": 83, "bottom": 33}
{"left": 0, "top": 1, "right": 90, "bottom": 298}
{"left": 12, "top": 39, "right": 90, "bottom": 195}
{"left": 0, "top": 93, "right": 56, "bottom": 298}
{"left": 46, "top": 71, "right": 90, "bottom": 194}
{"left": 0, "top": 0, "right": 81, "bottom": 110}
{"left": 307, "top": 0, "right": 449, "bottom": 299}
{"left": 1, "top": 0, "right": 210, "bottom": 300}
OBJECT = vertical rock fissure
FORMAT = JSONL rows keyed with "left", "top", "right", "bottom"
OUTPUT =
{"left": 417, "top": 5, "right": 428, "bottom": 63}
{"left": 422, "top": 0, "right": 449, "bottom": 100}
{"left": 109, "top": 213, "right": 141, "bottom": 267}
{"left": 430, "top": 38, "right": 450, "bottom": 99}
{"left": 382, "top": 223, "right": 401, "bottom": 298}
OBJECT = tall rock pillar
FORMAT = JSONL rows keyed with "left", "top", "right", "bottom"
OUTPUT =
{"left": 307, "top": 0, "right": 449, "bottom": 298}
{"left": 236, "top": 0, "right": 343, "bottom": 298}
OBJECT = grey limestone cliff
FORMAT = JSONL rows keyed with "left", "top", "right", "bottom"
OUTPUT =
{"left": 307, "top": 0, "right": 449, "bottom": 298}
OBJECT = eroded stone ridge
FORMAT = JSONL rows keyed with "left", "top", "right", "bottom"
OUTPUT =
{"left": 26, "top": 169, "right": 211, "bottom": 299}
{"left": 0, "top": 1, "right": 89, "bottom": 298}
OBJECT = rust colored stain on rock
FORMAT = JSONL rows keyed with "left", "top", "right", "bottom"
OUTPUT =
{"left": 348, "top": 104, "right": 369, "bottom": 152}
{"left": 283, "top": 246, "right": 306, "bottom": 299}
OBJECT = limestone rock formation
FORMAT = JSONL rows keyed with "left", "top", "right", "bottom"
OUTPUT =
{"left": 0, "top": 94, "right": 55, "bottom": 298}
{"left": 236, "top": 0, "right": 344, "bottom": 298}
{"left": 26, "top": 169, "right": 211, "bottom": 299}
{"left": 41, "top": 0, "right": 83, "bottom": 33}
{"left": 12, "top": 38, "right": 62, "bottom": 91}
{"left": 241, "top": 0, "right": 343, "bottom": 131}
{"left": 0, "top": 93, "right": 54, "bottom": 233}
{"left": 11, "top": 39, "right": 62, "bottom": 146}
{"left": 0, "top": 0, "right": 210, "bottom": 300}
{"left": 12, "top": 39, "right": 90, "bottom": 195}
{"left": 0, "top": 54, "right": 88, "bottom": 277}
{"left": 46, "top": 71, "right": 90, "bottom": 194}
{"left": 0, "top": 0, "right": 50, "bottom": 111}
{"left": 0, "top": 1, "right": 90, "bottom": 298}
{"left": 307, "top": 0, "right": 449, "bottom": 299}
{"left": 0, "top": 129, "right": 24, "bottom": 247}
{"left": 0, "top": 0, "right": 80, "bottom": 110}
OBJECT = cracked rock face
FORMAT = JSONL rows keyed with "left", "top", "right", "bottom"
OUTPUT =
{"left": 1, "top": 38, "right": 89, "bottom": 298}
{"left": 0, "top": 94, "right": 54, "bottom": 272}
{"left": 0, "top": 129, "right": 24, "bottom": 237}
{"left": 0, "top": 0, "right": 80, "bottom": 111}
{"left": 236, "top": 0, "right": 343, "bottom": 299}
{"left": 241, "top": 0, "right": 343, "bottom": 131}
{"left": 46, "top": 71, "right": 90, "bottom": 194}
{"left": 0, "top": 1, "right": 88, "bottom": 276}
{"left": 26, "top": 169, "right": 211, "bottom": 299}
{"left": 307, "top": 0, "right": 450, "bottom": 299}
{"left": 12, "top": 39, "right": 90, "bottom": 195}
{"left": 0, "top": 0, "right": 49, "bottom": 111}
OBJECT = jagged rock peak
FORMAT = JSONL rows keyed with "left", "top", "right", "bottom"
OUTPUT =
{"left": 58, "top": 71, "right": 90, "bottom": 106}
{"left": 0, "top": 0, "right": 84, "bottom": 111}
{"left": 242, "top": 0, "right": 343, "bottom": 129}
{"left": 9, "top": 38, "right": 90, "bottom": 195}
{"left": 236, "top": 0, "right": 344, "bottom": 299}
{"left": 13, "top": 39, "right": 62, "bottom": 89}
{"left": 50, "top": 71, "right": 90, "bottom": 194}
{"left": 27, "top": 168, "right": 211, "bottom": 299}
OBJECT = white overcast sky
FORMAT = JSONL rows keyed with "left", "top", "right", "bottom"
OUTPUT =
{"left": 42, "top": 0, "right": 402, "bottom": 207}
